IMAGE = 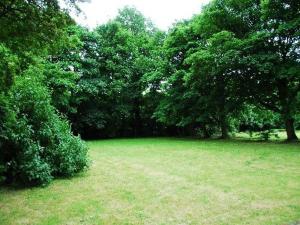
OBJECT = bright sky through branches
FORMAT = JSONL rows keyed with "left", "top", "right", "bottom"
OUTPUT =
{"left": 73, "top": 0, "right": 210, "bottom": 30}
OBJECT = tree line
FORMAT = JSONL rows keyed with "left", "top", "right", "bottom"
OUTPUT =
{"left": 57, "top": 1, "right": 299, "bottom": 140}
{"left": 0, "top": 0, "right": 299, "bottom": 186}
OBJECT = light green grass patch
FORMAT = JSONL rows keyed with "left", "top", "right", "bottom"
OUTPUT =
{"left": 234, "top": 130, "right": 300, "bottom": 141}
{"left": 1, "top": 138, "right": 300, "bottom": 225}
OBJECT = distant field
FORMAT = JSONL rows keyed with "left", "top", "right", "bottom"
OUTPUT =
{"left": 1, "top": 138, "right": 300, "bottom": 225}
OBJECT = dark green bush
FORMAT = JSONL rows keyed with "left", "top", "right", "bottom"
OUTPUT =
{"left": 1, "top": 66, "right": 88, "bottom": 186}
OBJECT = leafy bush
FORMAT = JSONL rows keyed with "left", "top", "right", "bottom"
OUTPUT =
{"left": 0, "top": 44, "right": 18, "bottom": 92}
{"left": 1, "top": 66, "right": 88, "bottom": 186}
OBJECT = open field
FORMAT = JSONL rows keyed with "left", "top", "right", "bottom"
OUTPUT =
{"left": 1, "top": 138, "right": 300, "bottom": 225}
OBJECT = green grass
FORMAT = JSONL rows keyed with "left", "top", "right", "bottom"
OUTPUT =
{"left": 1, "top": 138, "right": 300, "bottom": 225}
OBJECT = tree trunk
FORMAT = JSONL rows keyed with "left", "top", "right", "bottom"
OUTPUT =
{"left": 201, "top": 125, "right": 211, "bottom": 139}
{"left": 219, "top": 112, "right": 229, "bottom": 139}
{"left": 277, "top": 78, "right": 298, "bottom": 141}
{"left": 133, "top": 104, "right": 142, "bottom": 137}
{"left": 285, "top": 118, "right": 298, "bottom": 141}
{"left": 218, "top": 76, "right": 229, "bottom": 139}
{"left": 220, "top": 120, "right": 229, "bottom": 139}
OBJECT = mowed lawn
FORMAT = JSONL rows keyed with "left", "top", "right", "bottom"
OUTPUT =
{"left": 0, "top": 138, "right": 300, "bottom": 225}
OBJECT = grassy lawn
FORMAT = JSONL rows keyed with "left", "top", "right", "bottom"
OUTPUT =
{"left": 1, "top": 138, "right": 300, "bottom": 225}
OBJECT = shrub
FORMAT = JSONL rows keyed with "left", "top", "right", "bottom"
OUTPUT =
{"left": 1, "top": 66, "right": 88, "bottom": 186}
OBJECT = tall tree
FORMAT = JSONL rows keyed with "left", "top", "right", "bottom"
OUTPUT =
{"left": 57, "top": 7, "right": 166, "bottom": 138}
{"left": 185, "top": 31, "right": 244, "bottom": 138}
{"left": 244, "top": 0, "right": 300, "bottom": 140}
{"left": 191, "top": 0, "right": 299, "bottom": 140}
{"left": 152, "top": 21, "right": 201, "bottom": 136}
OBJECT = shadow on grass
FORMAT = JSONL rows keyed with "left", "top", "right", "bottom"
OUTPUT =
{"left": 0, "top": 170, "right": 89, "bottom": 192}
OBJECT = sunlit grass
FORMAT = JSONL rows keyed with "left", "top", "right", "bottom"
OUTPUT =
{"left": 1, "top": 138, "right": 300, "bottom": 225}
{"left": 234, "top": 130, "right": 300, "bottom": 141}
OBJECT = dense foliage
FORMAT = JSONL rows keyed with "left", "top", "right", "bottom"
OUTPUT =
{"left": 0, "top": 0, "right": 299, "bottom": 186}
{"left": 0, "top": 0, "right": 88, "bottom": 186}
{"left": 148, "top": 0, "right": 300, "bottom": 140}
{"left": 58, "top": 2, "right": 298, "bottom": 141}
{"left": 54, "top": 8, "right": 168, "bottom": 138}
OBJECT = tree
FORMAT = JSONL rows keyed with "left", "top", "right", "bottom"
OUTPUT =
{"left": 185, "top": 31, "right": 244, "bottom": 138}
{"left": 243, "top": 0, "right": 300, "bottom": 140}
{"left": 152, "top": 21, "right": 203, "bottom": 136}
{"left": 0, "top": 0, "right": 88, "bottom": 186}
{"left": 190, "top": 0, "right": 299, "bottom": 140}
{"left": 56, "top": 7, "right": 167, "bottom": 138}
